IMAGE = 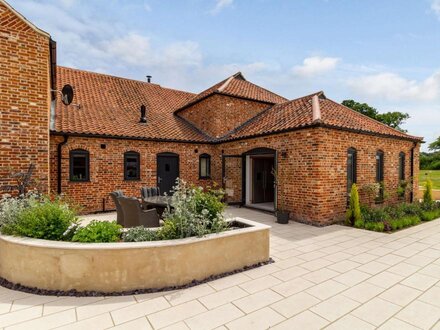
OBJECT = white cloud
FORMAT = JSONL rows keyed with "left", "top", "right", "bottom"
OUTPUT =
{"left": 431, "top": 0, "right": 440, "bottom": 18}
{"left": 163, "top": 41, "right": 202, "bottom": 66}
{"left": 103, "top": 33, "right": 152, "bottom": 65}
{"left": 292, "top": 56, "right": 340, "bottom": 77}
{"left": 348, "top": 71, "right": 440, "bottom": 101}
{"left": 210, "top": 0, "right": 233, "bottom": 14}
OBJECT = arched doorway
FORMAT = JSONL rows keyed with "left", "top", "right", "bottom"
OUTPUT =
{"left": 244, "top": 148, "right": 276, "bottom": 212}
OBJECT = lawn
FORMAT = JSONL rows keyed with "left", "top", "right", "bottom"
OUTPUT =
{"left": 419, "top": 170, "right": 440, "bottom": 189}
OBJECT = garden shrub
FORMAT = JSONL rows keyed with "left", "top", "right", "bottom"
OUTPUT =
{"left": 361, "top": 206, "right": 389, "bottom": 224}
{"left": 72, "top": 221, "right": 122, "bottom": 243}
{"left": 1, "top": 196, "right": 78, "bottom": 241}
{"left": 420, "top": 208, "right": 440, "bottom": 222}
{"left": 0, "top": 193, "right": 39, "bottom": 230}
{"left": 162, "top": 179, "right": 228, "bottom": 239}
{"left": 364, "top": 221, "right": 384, "bottom": 232}
{"left": 123, "top": 226, "right": 158, "bottom": 242}
{"left": 346, "top": 184, "right": 362, "bottom": 226}
{"left": 423, "top": 179, "right": 434, "bottom": 206}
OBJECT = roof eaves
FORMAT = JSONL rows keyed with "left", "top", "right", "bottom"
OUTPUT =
{"left": 325, "top": 98, "right": 422, "bottom": 141}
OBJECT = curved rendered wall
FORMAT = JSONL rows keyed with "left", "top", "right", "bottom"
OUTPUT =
{"left": 0, "top": 218, "right": 270, "bottom": 293}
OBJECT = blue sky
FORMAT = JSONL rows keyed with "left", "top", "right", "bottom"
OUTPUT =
{"left": 9, "top": 0, "right": 440, "bottom": 149}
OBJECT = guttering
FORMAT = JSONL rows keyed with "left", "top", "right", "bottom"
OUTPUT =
{"left": 57, "top": 135, "right": 69, "bottom": 194}
{"left": 50, "top": 123, "right": 423, "bottom": 147}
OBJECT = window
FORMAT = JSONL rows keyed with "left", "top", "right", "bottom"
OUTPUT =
{"left": 70, "top": 149, "right": 89, "bottom": 182}
{"left": 199, "top": 153, "right": 211, "bottom": 179}
{"left": 347, "top": 148, "right": 357, "bottom": 194}
{"left": 124, "top": 151, "right": 140, "bottom": 180}
{"left": 399, "top": 152, "right": 405, "bottom": 181}
{"left": 376, "top": 150, "right": 385, "bottom": 200}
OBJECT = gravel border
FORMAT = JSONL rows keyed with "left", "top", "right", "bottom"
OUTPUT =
{"left": 0, "top": 258, "right": 274, "bottom": 297}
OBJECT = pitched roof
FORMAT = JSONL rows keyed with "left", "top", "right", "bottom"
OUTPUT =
{"left": 174, "top": 72, "right": 288, "bottom": 113}
{"left": 53, "top": 67, "right": 422, "bottom": 143}
{"left": 53, "top": 67, "right": 209, "bottom": 142}
{"left": 224, "top": 92, "right": 423, "bottom": 142}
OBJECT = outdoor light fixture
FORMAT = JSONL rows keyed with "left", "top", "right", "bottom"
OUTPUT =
{"left": 281, "top": 151, "right": 288, "bottom": 158}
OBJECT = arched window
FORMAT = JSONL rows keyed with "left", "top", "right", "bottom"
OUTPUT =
{"left": 376, "top": 150, "right": 384, "bottom": 182}
{"left": 376, "top": 150, "right": 385, "bottom": 201}
{"left": 347, "top": 148, "right": 357, "bottom": 195}
{"left": 69, "top": 149, "right": 89, "bottom": 182}
{"left": 399, "top": 152, "right": 405, "bottom": 181}
{"left": 124, "top": 151, "right": 140, "bottom": 180}
{"left": 199, "top": 153, "right": 211, "bottom": 179}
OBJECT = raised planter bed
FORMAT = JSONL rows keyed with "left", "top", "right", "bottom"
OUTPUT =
{"left": 0, "top": 218, "right": 270, "bottom": 294}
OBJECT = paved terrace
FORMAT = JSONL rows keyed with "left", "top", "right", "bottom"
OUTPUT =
{"left": 0, "top": 208, "right": 439, "bottom": 329}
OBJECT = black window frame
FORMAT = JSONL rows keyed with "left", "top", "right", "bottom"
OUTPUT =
{"left": 69, "top": 149, "right": 90, "bottom": 182}
{"left": 347, "top": 147, "right": 357, "bottom": 195}
{"left": 124, "top": 151, "right": 140, "bottom": 181}
{"left": 399, "top": 152, "right": 406, "bottom": 181}
{"left": 199, "top": 153, "right": 211, "bottom": 179}
{"left": 376, "top": 150, "right": 385, "bottom": 201}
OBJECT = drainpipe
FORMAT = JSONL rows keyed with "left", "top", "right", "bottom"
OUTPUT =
{"left": 57, "top": 135, "right": 69, "bottom": 194}
{"left": 410, "top": 142, "right": 417, "bottom": 203}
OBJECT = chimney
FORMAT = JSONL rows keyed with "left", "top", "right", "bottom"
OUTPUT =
{"left": 312, "top": 95, "right": 321, "bottom": 122}
{"left": 146, "top": 75, "right": 152, "bottom": 83}
{"left": 140, "top": 104, "right": 147, "bottom": 123}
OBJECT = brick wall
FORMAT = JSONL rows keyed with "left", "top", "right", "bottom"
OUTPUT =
{"left": 0, "top": 3, "right": 51, "bottom": 193}
{"left": 219, "top": 127, "right": 420, "bottom": 225}
{"left": 178, "top": 94, "right": 270, "bottom": 138}
{"left": 50, "top": 127, "right": 420, "bottom": 224}
{"left": 316, "top": 127, "right": 420, "bottom": 224}
{"left": 50, "top": 135, "right": 221, "bottom": 213}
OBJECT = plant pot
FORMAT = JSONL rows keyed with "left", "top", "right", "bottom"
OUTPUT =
{"left": 276, "top": 211, "right": 289, "bottom": 224}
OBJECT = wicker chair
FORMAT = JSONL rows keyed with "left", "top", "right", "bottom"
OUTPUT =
{"left": 109, "top": 190, "right": 125, "bottom": 227}
{"left": 140, "top": 187, "right": 161, "bottom": 199}
{"left": 118, "top": 197, "right": 160, "bottom": 228}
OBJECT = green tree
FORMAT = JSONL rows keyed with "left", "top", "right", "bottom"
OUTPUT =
{"left": 429, "top": 136, "right": 440, "bottom": 151}
{"left": 342, "top": 100, "right": 409, "bottom": 132}
{"left": 346, "top": 184, "right": 362, "bottom": 227}
{"left": 423, "top": 179, "right": 433, "bottom": 206}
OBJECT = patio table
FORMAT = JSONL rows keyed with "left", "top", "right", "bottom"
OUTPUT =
{"left": 142, "top": 196, "right": 172, "bottom": 208}
{"left": 142, "top": 196, "right": 173, "bottom": 218}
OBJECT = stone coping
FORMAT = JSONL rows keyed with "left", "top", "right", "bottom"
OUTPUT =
{"left": 0, "top": 217, "right": 271, "bottom": 293}
{"left": 0, "top": 217, "right": 269, "bottom": 249}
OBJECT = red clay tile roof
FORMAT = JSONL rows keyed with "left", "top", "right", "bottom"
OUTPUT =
{"left": 224, "top": 92, "right": 422, "bottom": 141}
{"left": 174, "top": 72, "right": 288, "bottom": 113}
{"left": 53, "top": 67, "right": 209, "bottom": 142}
{"left": 54, "top": 67, "right": 422, "bottom": 143}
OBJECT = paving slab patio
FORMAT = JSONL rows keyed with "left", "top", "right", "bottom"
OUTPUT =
{"left": 1, "top": 207, "right": 440, "bottom": 329}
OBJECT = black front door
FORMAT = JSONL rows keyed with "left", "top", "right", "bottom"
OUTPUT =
{"left": 157, "top": 153, "right": 179, "bottom": 195}
{"left": 252, "top": 157, "right": 275, "bottom": 203}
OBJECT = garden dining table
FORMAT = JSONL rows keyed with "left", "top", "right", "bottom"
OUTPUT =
{"left": 142, "top": 196, "right": 173, "bottom": 218}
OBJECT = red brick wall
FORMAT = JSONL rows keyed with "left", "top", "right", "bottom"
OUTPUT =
{"left": 316, "top": 127, "right": 420, "bottom": 224}
{"left": 178, "top": 94, "right": 270, "bottom": 138}
{"left": 0, "top": 3, "right": 51, "bottom": 193}
{"left": 50, "top": 135, "right": 221, "bottom": 213}
{"left": 50, "top": 127, "right": 420, "bottom": 223}
{"left": 219, "top": 127, "right": 420, "bottom": 225}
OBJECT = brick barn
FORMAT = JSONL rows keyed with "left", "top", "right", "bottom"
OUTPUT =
{"left": 1, "top": 0, "right": 423, "bottom": 226}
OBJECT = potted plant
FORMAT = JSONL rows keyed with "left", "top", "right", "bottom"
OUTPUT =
{"left": 271, "top": 168, "right": 289, "bottom": 224}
